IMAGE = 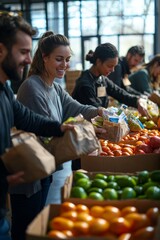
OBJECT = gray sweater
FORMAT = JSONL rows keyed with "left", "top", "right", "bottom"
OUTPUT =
{"left": 12, "top": 75, "right": 98, "bottom": 197}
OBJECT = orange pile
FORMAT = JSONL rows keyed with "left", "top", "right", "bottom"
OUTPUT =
{"left": 47, "top": 202, "right": 159, "bottom": 239}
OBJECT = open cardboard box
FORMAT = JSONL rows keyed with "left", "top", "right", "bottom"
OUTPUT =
{"left": 26, "top": 201, "right": 160, "bottom": 240}
{"left": 61, "top": 171, "right": 160, "bottom": 204}
{"left": 80, "top": 153, "right": 160, "bottom": 172}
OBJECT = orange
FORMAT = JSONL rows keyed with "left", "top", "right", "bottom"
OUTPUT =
{"left": 113, "top": 149, "right": 122, "bottom": 156}
{"left": 60, "top": 210, "right": 77, "bottom": 221}
{"left": 121, "top": 206, "right": 138, "bottom": 217}
{"left": 76, "top": 204, "right": 89, "bottom": 213}
{"left": 129, "top": 226, "right": 155, "bottom": 240}
{"left": 102, "top": 206, "right": 121, "bottom": 222}
{"left": 125, "top": 213, "right": 150, "bottom": 231}
{"left": 47, "top": 230, "right": 66, "bottom": 238}
{"left": 110, "top": 217, "right": 131, "bottom": 235}
{"left": 89, "top": 218, "right": 110, "bottom": 235}
{"left": 76, "top": 212, "right": 93, "bottom": 222}
{"left": 62, "top": 230, "right": 74, "bottom": 237}
{"left": 73, "top": 221, "right": 89, "bottom": 235}
{"left": 118, "top": 233, "right": 131, "bottom": 240}
{"left": 49, "top": 216, "right": 74, "bottom": 231}
{"left": 90, "top": 205, "right": 104, "bottom": 218}
{"left": 122, "top": 147, "right": 133, "bottom": 155}
{"left": 146, "top": 207, "right": 159, "bottom": 225}
{"left": 60, "top": 201, "right": 76, "bottom": 213}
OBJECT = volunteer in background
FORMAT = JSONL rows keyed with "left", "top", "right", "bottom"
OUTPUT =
{"left": 129, "top": 54, "right": 160, "bottom": 95}
{"left": 16, "top": 31, "right": 105, "bottom": 239}
{"left": 0, "top": 13, "right": 75, "bottom": 240}
{"left": 108, "top": 45, "right": 145, "bottom": 95}
{"left": 71, "top": 43, "right": 150, "bottom": 171}
{"left": 72, "top": 43, "right": 148, "bottom": 113}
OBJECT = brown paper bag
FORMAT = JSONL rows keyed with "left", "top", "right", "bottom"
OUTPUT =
{"left": 99, "top": 119, "right": 129, "bottom": 143}
{"left": 42, "top": 120, "right": 100, "bottom": 165}
{"left": 1, "top": 130, "right": 56, "bottom": 183}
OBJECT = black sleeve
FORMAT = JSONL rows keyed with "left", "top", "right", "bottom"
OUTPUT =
{"left": 0, "top": 159, "right": 8, "bottom": 213}
{"left": 106, "top": 79, "right": 139, "bottom": 108}
{"left": 73, "top": 85, "right": 102, "bottom": 108}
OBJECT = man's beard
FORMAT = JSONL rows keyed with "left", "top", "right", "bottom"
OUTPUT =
{"left": 2, "top": 53, "right": 22, "bottom": 82}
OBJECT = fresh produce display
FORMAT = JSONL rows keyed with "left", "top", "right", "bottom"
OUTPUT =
{"left": 70, "top": 171, "right": 160, "bottom": 200}
{"left": 47, "top": 201, "right": 159, "bottom": 239}
{"left": 99, "top": 129, "right": 160, "bottom": 156}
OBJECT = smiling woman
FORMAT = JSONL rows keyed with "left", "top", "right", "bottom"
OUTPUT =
{"left": 13, "top": 30, "right": 103, "bottom": 240}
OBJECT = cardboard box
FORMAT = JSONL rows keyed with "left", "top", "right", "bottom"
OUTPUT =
{"left": 26, "top": 201, "right": 160, "bottom": 240}
{"left": 80, "top": 153, "right": 160, "bottom": 172}
{"left": 61, "top": 171, "right": 160, "bottom": 204}
{"left": 65, "top": 70, "right": 81, "bottom": 95}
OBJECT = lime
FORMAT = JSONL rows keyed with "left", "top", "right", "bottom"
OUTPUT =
{"left": 73, "top": 172, "right": 89, "bottom": 182}
{"left": 94, "top": 173, "right": 107, "bottom": 181}
{"left": 88, "top": 192, "right": 104, "bottom": 200}
{"left": 87, "top": 187, "right": 103, "bottom": 194}
{"left": 137, "top": 170, "right": 149, "bottom": 184}
{"left": 142, "top": 181, "right": 160, "bottom": 193}
{"left": 106, "top": 181, "right": 120, "bottom": 190}
{"left": 107, "top": 175, "right": 115, "bottom": 182}
{"left": 75, "top": 178, "right": 91, "bottom": 190}
{"left": 146, "top": 186, "right": 160, "bottom": 200}
{"left": 150, "top": 170, "right": 160, "bottom": 182}
{"left": 70, "top": 186, "right": 87, "bottom": 199}
{"left": 121, "top": 187, "right": 136, "bottom": 199}
{"left": 117, "top": 190, "right": 123, "bottom": 199}
{"left": 91, "top": 179, "right": 108, "bottom": 189}
{"left": 115, "top": 176, "right": 136, "bottom": 188}
{"left": 103, "top": 188, "right": 118, "bottom": 200}
{"left": 134, "top": 185, "right": 143, "bottom": 196}
{"left": 137, "top": 195, "right": 147, "bottom": 199}
{"left": 139, "top": 116, "right": 148, "bottom": 123}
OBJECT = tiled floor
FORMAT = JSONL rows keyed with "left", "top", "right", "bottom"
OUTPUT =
{"left": 45, "top": 161, "right": 72, "bottom": 205}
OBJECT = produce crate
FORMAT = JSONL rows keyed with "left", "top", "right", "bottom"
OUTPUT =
{"left": 80, "top": 153, "right": 160, "bottom": 172}
{"left": 61, "top": 171, "right": 160, "bottom": 204}
{"left": 26, "top": 202, "right": 160, "bottom": 240}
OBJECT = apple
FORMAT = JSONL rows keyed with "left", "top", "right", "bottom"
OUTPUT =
{"left": 149, "top": 136, "right": 160, "bottom": 149}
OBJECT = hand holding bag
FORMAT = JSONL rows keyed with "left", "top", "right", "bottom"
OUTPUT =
{"left": 1, "top": 130, "right": 56, "bottom": 183}
{"left": 42, "top": 116, "right": 100, "bottom": 165}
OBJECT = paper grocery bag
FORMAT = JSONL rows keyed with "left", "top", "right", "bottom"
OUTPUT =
{"left": 42, "top": 120, "right": 100, "bottom": 166}
{"left": 1, "top": 130, "right": 56, "bottom": 183}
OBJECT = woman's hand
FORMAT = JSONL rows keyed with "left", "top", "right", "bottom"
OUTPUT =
{"left": 94, "top": 126, "right": 106, "bottom": 139}
{"left": 97, "top": 107, "right": 106, "bottom": 117}
{"left": 137, "top": 98, "right": 151, "bottom": 119}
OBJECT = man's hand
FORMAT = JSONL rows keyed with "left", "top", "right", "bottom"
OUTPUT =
{"left": 7, "top": 171, "right": 25, "bottom": 186}
{"left": 60, "top": 123, "right": 75, "bottom": 132}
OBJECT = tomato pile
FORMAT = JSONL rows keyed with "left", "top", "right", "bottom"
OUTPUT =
{"left": 100, "top": 129, "right": 160, "bottom": 156}
{"left": 47, "top": 201, "right": 159, "bottom": 239}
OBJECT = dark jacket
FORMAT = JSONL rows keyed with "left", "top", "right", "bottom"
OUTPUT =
{"left": 0, "top": 82, "right": 63, "bottom": 219}
{"left": 72, "top": 70, "right": 139, "bottom": 108}
{"left": 108, "top": 57, "right": 141, "bottom": 96}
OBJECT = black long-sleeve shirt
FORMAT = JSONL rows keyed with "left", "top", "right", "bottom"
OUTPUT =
{"left": 0, "top": 82, "right": 63, "bottom": 219}
{"left": 72, "top": 70, "right": 139, "bottom": 108}
{"left": 108, "top": 57, "right": 141, "bottom": 96}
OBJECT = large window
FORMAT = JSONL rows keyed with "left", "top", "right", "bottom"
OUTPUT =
{"left": 3, "top": 0, "right": 156, "bottom": 69}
